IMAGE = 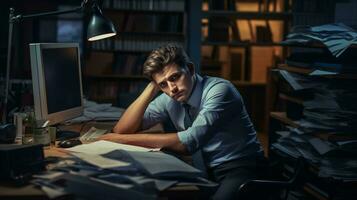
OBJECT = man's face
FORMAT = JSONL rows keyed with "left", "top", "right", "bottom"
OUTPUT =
{"left": 152, "top": 63, "right": 195, "bottom": 102}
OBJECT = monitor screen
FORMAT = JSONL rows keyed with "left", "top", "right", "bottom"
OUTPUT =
{"left": 29, "top": 43, "right": 83, "bottom": 125}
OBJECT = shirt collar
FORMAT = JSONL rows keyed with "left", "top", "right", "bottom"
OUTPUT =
{"left": 185, "top": 74, "right": 203, "bottom": 109}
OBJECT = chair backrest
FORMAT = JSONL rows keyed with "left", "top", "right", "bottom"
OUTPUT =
{"left": 237, "top": 157, "right": 305, "bottom": 200}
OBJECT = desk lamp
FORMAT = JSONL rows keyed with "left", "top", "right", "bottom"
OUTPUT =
{"left": 2, "top": 0, "right": 117, "bottom": 124}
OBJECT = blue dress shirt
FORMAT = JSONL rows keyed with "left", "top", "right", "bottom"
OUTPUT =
{"left": 142, "top": 74, "right": 263, "bottom": 167}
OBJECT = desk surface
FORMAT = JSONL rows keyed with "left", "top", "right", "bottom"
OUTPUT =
{"left": 1, "top": 122, "right": 200, "bottom": 199}
{"left": 1, "top": 147, "right": 200, "bottom": 199}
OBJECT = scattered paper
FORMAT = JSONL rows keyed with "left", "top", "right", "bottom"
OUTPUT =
{"left": 104, "top": 150, "right": 201, "bottom": 178}
{"left": 67, "top": 140, "right": 160, "bottom": 155}
{"left": 71, "top": 152, "right": 130, "bottom": 168}
{"left": 308, "top": 138, "right": 335, "bottom": 155}
{"left": 309, "top": 69, "right": 338, "bottom": 76}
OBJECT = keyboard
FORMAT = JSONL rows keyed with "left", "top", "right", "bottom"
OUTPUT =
{"left": 80, "top": 127, "right": 108, "bottom": 142}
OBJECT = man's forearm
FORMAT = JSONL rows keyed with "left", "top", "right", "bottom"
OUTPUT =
{"left": 113, "top": 82, "right": 158, "bottom": 133}
{"left": 100, "top": 132, "right": 188, "bottom": 154}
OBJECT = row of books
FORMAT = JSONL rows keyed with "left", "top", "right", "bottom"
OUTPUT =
{"left": 87, "top": 81, "right": 148, "bottom": 102}
{"left": 207, "top": 0, "right": 283, "bottom": 13}
{"left": 203, "top": 20, "right": 274, "bottom": 43}
{"left": 112, "top": 53, "right": 147, "bottom": 75}
{"left": 291, "top": 0, "right": 334, "bottom": 26}
{"left": 92, "top": 36, "right": 184, "bottom": 52}
{"left": 109, "top": 13, "right": 183, "bottom": 33}
{"left": 201, "top": 45, "right": 276, "bottom": 82}
{"left": 292, "top": 0, "right": 334, "bottom": 13}
{"left": 126, "top": 14, "right": 182, "bottom": 33}
{"left": 103, "top": 0, "right": 185, "bottom": 11}
{"left": 292, "top": 13, "right": 333, "bottom": 27}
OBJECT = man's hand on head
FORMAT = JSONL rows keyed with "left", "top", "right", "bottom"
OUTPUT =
{"left": 149, "top": 81, "right": 161, "bottom": 94}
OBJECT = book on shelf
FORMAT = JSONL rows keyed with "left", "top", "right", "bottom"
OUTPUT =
{"left": 112, "top": 53, "right": 147, "bottom": 75}
{"left": 247, "top": 20, "right": 256, "bottom": 42}
{"left": 227, "top": 0, "right": 241, "bottom": 42}
{"left": 123, "top": 14, "right": 136, "bottom": 32}
{"left": 88, "top": 81, "right": 118, "bottom": 100}
{"left": 255, "top": 23, "right": 272, "bottom": 43}
{"left": 258, "top": 0, "right": 279, "bottom": 12}
{"left": 85, "top": 52, "right": 114, "bottom": 75}
{"left": 200, "top": 59, "right": 222, "bottom": 77}
{"left": 207, "top": 0, "right": 229, "bottom": 42}
{"left": 229, "top": 48, "right": 246, "bottom": 81}
{"left": 230, "top": 20, "right": 241, "bottom": 42}
{"left": 250, "top": 46, "right": 274, "bottom": 83}
{"left": 208, "top": 18, "right": 230, "bottom": 42}
{"left": 124, "top": 54, "right": 137, "bottom": 74}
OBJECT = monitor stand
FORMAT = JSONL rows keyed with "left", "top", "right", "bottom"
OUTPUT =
{"left": 56, "top": 130, "right": 80, "bottom": 141}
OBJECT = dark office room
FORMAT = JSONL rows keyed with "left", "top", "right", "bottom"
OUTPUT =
{"left": 0, "top": 0, "right": 357, "bottom": 199}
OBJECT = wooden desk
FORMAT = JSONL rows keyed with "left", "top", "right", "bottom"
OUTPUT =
{"left": 58, "top": 121, "right": 164, "bottom": 135}
{"left": 1, "top": 133, "right": 200, "bottom": 199}
{"left": 58, "top": 120, "right": 116, "bottom": 134}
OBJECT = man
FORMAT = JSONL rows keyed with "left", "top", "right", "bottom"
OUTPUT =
{"left": 99, "top": 44, "right": 264, "bottom": 199}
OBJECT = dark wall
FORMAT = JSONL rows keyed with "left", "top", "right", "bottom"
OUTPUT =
{"left": 0, "top": 0, "right": 83, "bottom": 79}
{"left": 0, "top": 0, "right": 83, "bottom": 116}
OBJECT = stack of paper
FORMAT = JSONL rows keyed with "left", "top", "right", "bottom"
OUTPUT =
{"left": 33, "top": 140, "right": 217, "bottom": 199}
{"left": 282, "top": 23, "right": 357, "bottom": 57}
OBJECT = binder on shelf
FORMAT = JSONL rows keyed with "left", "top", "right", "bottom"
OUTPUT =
{"left": 230, "top": 48, "right": 246, "bottom": 81}
{"left": 255, "top": 22, "right": 272, "bottom": 43}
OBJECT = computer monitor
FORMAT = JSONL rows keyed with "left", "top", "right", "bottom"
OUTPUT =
{"left": 29, "top": 43, "right": 83, "bottom": 125}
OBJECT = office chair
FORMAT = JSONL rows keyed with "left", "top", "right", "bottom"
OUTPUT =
{"left": 236, "top": 157, "right": 306, "bottom": 200}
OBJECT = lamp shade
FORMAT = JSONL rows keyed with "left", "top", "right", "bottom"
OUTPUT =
{"left": 87, "top": 5, "right": 116, "bottom": 41}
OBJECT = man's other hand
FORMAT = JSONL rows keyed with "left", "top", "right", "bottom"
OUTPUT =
{"left": 97, "top": 133, "right": 124, "bottom": 143}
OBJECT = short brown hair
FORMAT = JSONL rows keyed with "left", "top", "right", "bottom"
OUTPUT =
{"left": 143, "top": 44, "right": 191, "bottom": 80}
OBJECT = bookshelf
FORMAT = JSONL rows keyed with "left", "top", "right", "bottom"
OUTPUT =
{"left": 200, "top": 0, "right": 292, "bottom": 132}
{"left": 84, "top": 0, "right": 189, "bottom": 107}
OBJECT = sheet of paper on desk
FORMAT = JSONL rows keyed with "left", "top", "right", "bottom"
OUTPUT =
{"left": 104, "top": 150, "right": 201, "bottom": 178}
{"left": 32, "top": 179, "right": 69, "bottom": 199}
{"left": 71, "top": 152, "right": 130, "bottom": 168}
{"left": 50, "top": 173, "right": 157, "bottom": 200}
{"left": 309, "top": 69, "right": 338, "bottom": 76}
{"left": 96, "top": 174, "right": 178, "bottom": 191}
{"left": 67, "top": 140, "right": 160, "bottom": 155}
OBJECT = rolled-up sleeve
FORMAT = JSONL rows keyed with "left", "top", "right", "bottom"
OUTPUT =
{"left": 177, "top": 82, "right": 243, "bottom": 153}
{"left": 142, "top": 94, "right": 169, "bottom": 130}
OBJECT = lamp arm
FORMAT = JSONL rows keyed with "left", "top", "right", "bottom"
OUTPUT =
{"left": 10, "top": 0, "right": 88, "bottom": 22}
{"left": 2, "top": 0, "right": 90, "bottom": 123}
{"left": 2, "top": 9, "right": 14, "bottom": 123}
